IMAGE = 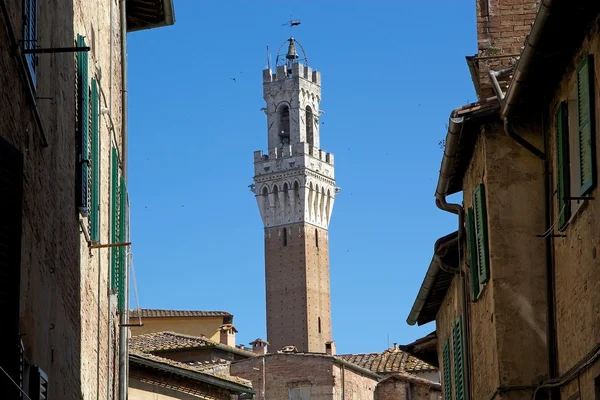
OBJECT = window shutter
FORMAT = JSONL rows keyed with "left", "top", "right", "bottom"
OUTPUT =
{"left": 77, "top": 35, "right": 90, "bottom": 216}
{"left": 0, "top": 138, "right": 24, "bottom": 398}
{"left": 466, "top": 208, "right": 480, "bottom": 300}
{"left": 453, "top": 317, "right": 466, "bottom": 400}
{"left": 577, "top": 55, "right": 596, "bottom": 195}
{"left": 442, "top": 338, "right": 452, "bottom": 400}
{"left": 23, "top": 0, "right": 37, "bottom": 86}
{"left": 118, "top": 177, "right": 127, "bottom": 312}
{"left": 90, "top": 79, "right": 100, "bottom": 242}
{"left": 473, "top": 184, "right": 490, "bottom": 284}
{"left": 110, "top": 147, "right": 119, "bottom": 293}
{"left": 556, "top": 102, "right": 571, "bottom": 230}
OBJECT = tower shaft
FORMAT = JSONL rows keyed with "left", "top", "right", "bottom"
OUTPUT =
{"left": 252, "top": 49, "right": 337, "bottom": 353}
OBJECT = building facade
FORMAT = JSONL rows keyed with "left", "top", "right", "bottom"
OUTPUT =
{"left": 252, "top": 37, "right": 339, "bottom": 353}
{"left": 406, "top": 1, "right": 600, "bottom": 400}
{"left": 0, "top": 0, "right": 174, "bottom": 398}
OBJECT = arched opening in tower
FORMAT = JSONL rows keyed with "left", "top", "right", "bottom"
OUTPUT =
{"left": 305, "top": 105, "right": 314, "bottom": 146}
{"left": 279, "top": 105, "right": 290, "bottom": 145}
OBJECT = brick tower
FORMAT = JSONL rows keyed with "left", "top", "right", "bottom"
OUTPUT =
{"left": 251, "top": 37, "right": 338, "bottom": 353}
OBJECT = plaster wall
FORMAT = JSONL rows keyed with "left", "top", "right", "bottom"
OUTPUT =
{"left": 547, "top": 24, "right": 600, "bottom": 400}
{"left": 130, "top": 316, "right": 226, "bottom": 342}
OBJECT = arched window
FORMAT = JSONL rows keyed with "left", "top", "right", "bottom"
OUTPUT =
{"left": 305, "top": 105, "right": 314, "bottom": 146}
{"left": 283, "top": 227, "right": 288, "bottom": 247}
{"left": 273, "top": 185, "right": 280, "bottom": 208}
{"left": 262, "top": 187, "right": 269, "bottom": 214}
{"left": 279, "top": 105, "right": 290, "bottom": 145}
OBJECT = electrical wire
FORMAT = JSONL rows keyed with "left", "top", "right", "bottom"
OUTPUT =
{"left": 129, "top": 252, "right": 142, "bottom": 327}
{"left": 0, "top": 365, "right": 33, "bottom": 400}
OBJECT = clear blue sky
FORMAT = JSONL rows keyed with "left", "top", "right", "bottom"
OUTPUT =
{"left": 127, "top": 0, "right": 475, "bottom": 355}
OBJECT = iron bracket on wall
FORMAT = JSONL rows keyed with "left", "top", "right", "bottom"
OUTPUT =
{"left": 22, "top": 46, "right": 90, "bottom": 54}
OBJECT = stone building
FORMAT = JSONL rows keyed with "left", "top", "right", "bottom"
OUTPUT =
{"left": 0, "top": 0, "right": 174, "bottom": 398}
{"left": 406, "top": 0, "right": 600, "bottom": 399}
{"left": 128, "top": 332, "right": 254, "bottom": 399}
{"left": 251, "top": 36, "right": 338, "bottom": 354}
{"left": 130, "top": 308, "right": 237, "bottom": 345}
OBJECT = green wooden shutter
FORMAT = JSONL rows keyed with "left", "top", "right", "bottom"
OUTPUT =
{"left": 556, "top": 102, "right": 571, "bottom": 230}
{"left": 443, "top": 338, "right": 453, "bottom": 400}
{"left": 110, "top": 147, "right": 119, "bottom": 292}
{"left": 473, "top": 184, "right": 490, "bottom": 284}
{"left": 466, "top": 208, "right": 480, "bottom": 300}
{"left": 77, "top": 34, "right": 90, "bottom": 215}
{"left": 577, "top": 55, "right": 596, "bottom": 195}
{"left": 23, "top": 0, "right": 37, "bottom": 86}
{"left": 90, "top": 79, "right": 100, "bottom": 242}
{"left": 453, "top": 317, "right": 465, "bottom": 400}
{"left": 118, "top": 177, "right": 127, "bottom": 312}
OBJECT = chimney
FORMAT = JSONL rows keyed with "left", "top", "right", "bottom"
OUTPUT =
{"left": 219, "top": 324, "right": 237, "bottom": 347}
{"left": 325, "top": 341, "right": 336, "bottom": 356}
{"left": 249, "top": 338, "right": 269, "bottom": 355}
{"left": 473, "top": 0, "right": 541, "bottom": 97}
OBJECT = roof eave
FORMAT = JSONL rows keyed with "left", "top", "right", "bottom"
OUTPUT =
{"left": 406, "top": 232, "right": 459, "bottom": 326}
{"left": 130, "top": 354, "right": 254, "bottom": 394}
{"left": 126, "top": 0, "right": 176, "bottom": 33}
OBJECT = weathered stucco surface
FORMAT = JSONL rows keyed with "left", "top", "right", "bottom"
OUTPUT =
{"left": 548, "top": 23, "right": 600, "bottom": 400}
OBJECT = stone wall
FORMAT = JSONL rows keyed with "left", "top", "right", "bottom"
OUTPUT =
{"left": 375, "top": 376, "right": 441, "bottom": 400}
{"left": 0, "top": 0, "right": 123, "bottom": 398}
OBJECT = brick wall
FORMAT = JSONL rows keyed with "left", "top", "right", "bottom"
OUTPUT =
{"left": 475, "top": 0, "right": 541, "bottom": 96}
{"left": 265, "top": 223, "right": 332, "bottom": 353}
{"left": 0, "top": 0, "right": 123, "bottom": 398}
{"left": 547, "top": 23, "right": 600, "bottom": 400}
{"left": 231, "top": 353, "right": 379, "bottom": 400}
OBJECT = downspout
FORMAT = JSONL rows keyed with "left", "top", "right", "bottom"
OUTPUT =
{"left": 118, "top": 0, "right": 129, "bottom": 399}
{"left": 542, "top": 108, "right": 559, "bottom": 397}
{"left": 490, "top": 0, "right": 557, "bottom": 387}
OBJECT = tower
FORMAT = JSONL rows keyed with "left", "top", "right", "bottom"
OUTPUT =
{"left": 251, "top": 37, "right": 338, "bottom": 353}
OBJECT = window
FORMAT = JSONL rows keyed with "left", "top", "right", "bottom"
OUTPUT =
{"left": 0, "top": 137, "right": 24, "bottom": 399}
{"left": 289, "top": 387, "right": 310, "bottom": 400}
{"left": 466, "top": 208, "right": 480, "bottom": 300}
{"left": 110, "top": 148, "right": 127, "bottom": 312}
{"left": 315, "top": 229, "right": 319, "bottom": 248}
{"left": 556, "top": 101, "right": 571, "bottom": 230}
{"left": 318, "top": 317, "right": 321, "bottom": 333}
{"left": 442, "top": 338, "right": 452, "bottom": 400}
{"left": 453, "top": 317, "right": 465, "bottom": 400}
{"left": 306, "top": 106, "right": 314, "bottom": 146}
{"left": 283, "top": 228, "right": 288, "bottom": 247}
{"left": 279, "top": 105, "right": 290, "bottom": 145}
{"left": 555, "top": 55, "right": 596, "bottom": 230}
{"left": 29, "top": 365, "right": 48, "bottom": 400}
{"left": 23, "top": 0, "right": 38, "bottom": 87}
{"left": 473, "top": 184, "right": 490, "bottom": 285}
{"left": 76, "top": 34, "right": 90, "bottom": 217}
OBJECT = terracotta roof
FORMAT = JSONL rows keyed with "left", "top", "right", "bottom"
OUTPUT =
{"left": 129, "top": 331, "right": 256, "bottom": 358}
{"left": 338, "top": 347, "right": 437, "bottom": 374}
{"left": 130, "top": 350, "right": 253, "bottom": 389}
{"left": 129, "top": 309, "right": 232, "bottom": 318}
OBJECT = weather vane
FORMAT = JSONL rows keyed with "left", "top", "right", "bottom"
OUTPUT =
{"left": 282, "top": 15, "right": 301, "bottom": 35}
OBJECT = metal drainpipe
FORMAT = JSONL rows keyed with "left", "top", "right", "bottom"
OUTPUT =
{"left": 118, "top": 0, "right": 129, "bottom": 398}
{"left": 541, "top": 108, "right": 559, "bottom": 397}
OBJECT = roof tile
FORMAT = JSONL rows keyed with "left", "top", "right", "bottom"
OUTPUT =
{"left": 338, "top": 347, "right": 437, "bottom": 374}
{"left": 129, "top": 309, "right": 232, "bottom": 318}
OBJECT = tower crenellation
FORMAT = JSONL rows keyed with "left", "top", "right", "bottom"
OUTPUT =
{"left": 252, "top": 37, "right": 337, "bottom": 353}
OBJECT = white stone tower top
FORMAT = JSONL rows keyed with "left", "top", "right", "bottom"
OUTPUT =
{"left": 252, "top": 37, "right": 338, "bottom": 230}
